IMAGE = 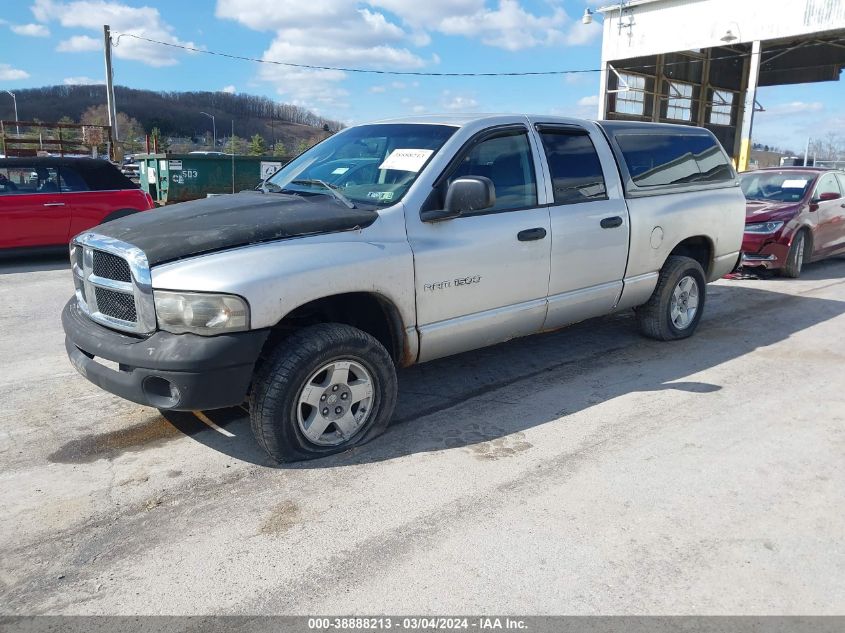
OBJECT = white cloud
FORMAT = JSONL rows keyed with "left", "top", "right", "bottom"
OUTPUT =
{"left": 63, "top": 76, "right": 104, "bottom": 85}
{"left": 56, "top": 35, "right": 101, "bottom": 52}
{"left": 216, "top": 0, "right": 428, "bottom": 109}
{"left": 577, "top": 95, "right": 599, "bottom": 107}
{"left": 387, "top": 0, "right": 600, "bottom": 51}
{"left": 11, "top": 23, "right": 50, "bottom": 37}
{"left": 442, "top": 92, "right": 479, "bottom": 111}
{"left": 221, "top": 85, "right": 236, "bottom": 94}
{"left": 0, "top": 63, "right": 30, "bottom": 80}
{"left": 760, "top": 101, "right": 824, "bottom": 117}
{"left": 33, "top": 0, "right": 199, "bottom": 67}
{"left": 213, "top": 0, "right": 599, "bottom": 112}
{"left": 412, "top": 104, "right": 427, "bottom": 113}
{"left": 371, "top": 0, "right": 484, "bottom": 28}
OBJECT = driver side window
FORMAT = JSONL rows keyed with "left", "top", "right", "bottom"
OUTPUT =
{"left": 448, "top": 129, "right": 537, "bottom": 213}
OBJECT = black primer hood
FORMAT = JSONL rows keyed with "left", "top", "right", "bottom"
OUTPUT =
{"left": 91, "top": 191, "right": 379, "bottom": 265}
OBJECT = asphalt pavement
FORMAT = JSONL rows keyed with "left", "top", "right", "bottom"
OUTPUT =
{"left": 1, "top": 254, "right": 843, "bottom": 614}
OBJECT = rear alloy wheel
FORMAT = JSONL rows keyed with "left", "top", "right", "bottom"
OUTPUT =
{"left": 780, "top": 231, "right": 806, "bottom": 279}
{"left": 669, "top": 275, "right": 700, "bottom": 330}
{"left": 637, "top": 255, "right": 707, "bottom": 341}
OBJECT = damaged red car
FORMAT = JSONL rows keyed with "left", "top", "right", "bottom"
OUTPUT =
{"left": 739, "top": 167, "right": 845, "bottom": 277}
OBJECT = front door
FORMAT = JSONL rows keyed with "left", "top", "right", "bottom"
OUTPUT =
{"left": 0, "top": 164, "right": 70, "bottom": 248}
{"left": 406, "top": 125, "right": 552, "bottom": 362}
{"left": 532, "top": 122, "right": 630, "bottom": 329}
{"left": 813, "top": 173, "right": 845, "bottom": 258}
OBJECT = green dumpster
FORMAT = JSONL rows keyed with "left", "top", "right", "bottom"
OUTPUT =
{"left": 137, "top": 153, "right": 290, "bottom": 205}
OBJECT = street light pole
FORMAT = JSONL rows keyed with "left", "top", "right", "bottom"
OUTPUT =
{"left": 4, "top": 91, "right": 19, "bottom": 135}
{"left": 200, "top": 111, "right": 216, "bottom": 148}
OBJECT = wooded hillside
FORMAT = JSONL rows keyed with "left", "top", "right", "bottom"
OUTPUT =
{"left": 3, "top": 85, "right": 341, "bottom": 153}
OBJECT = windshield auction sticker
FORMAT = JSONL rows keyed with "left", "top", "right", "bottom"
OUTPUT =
{"left": 781, "top": 179, "right": 808, "bottom": 188}
{"left": 379, "top": 149, "right": 434, "bottom": 172}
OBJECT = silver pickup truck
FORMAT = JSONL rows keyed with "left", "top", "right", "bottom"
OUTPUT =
{"left": 63, "top": 115, "right": 744, "bottom": 462}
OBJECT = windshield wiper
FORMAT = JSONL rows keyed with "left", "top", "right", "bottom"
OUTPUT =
{"left": 290, "top": 179, "right": 356, "bottom": 209}
{"left": 260, "top": 181, "right": 283, "bottom": 193}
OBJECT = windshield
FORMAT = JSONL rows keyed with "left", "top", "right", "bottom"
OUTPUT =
{"left": 265, "top": 124, "right": 456, "bottom": 207}
{"left": 739, "top": 171, "right": 815, "bottom": 202}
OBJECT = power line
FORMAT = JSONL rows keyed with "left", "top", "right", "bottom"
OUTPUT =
{"left": 113, "top": 33, "right": 604, "bottom": 76}
{"left": 113, "top": 32, "right": 754, "bottom": 77}
{"left": 113, "top": 32, "right": 844, "bottom": 78}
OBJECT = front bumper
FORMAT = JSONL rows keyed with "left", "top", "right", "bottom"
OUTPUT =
{"left": 740, "top": 233, "right": 790, "bottom": 270}
{"left": 62, "top": 299, "right": 269, "bottom": 410}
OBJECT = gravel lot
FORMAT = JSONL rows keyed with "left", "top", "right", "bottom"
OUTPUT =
{"left": 1, "top": 254, "right": 844, "bottom": 615}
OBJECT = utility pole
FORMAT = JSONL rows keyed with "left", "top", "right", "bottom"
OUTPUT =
{"left": 3, "top": 91, "right": 19, "bottom": 135}
{"left": 103, "top": 25, "right": 119, "bottom": 142}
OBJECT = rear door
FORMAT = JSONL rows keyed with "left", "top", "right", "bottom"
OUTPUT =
{"left": 0, "top": 164, "right": 70, "bottom": 248}
{"left": 532, "top": 122, "right": 630, "bottom": 330}
{"left": 812, "top": 173, "right": 845, "bottom": 257}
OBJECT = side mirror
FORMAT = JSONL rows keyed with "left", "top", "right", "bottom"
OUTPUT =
{"left": 421, "top": 176, "right": 496, "bottom": 222}
{"left": 816, "top": 191, "right": 841, "bottom": 202}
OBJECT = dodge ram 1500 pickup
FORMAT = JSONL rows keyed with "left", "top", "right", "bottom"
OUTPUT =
{"left": 62, "top": 115, "right": 745, "bottom": 462}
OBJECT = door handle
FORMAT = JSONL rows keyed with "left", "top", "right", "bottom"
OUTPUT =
{"left": 600, "top": 216, "right": 623, "bottom": 229}
{"left": 517, "top": 227, "right": 547, "bottom": 241}
{"left": 43, "top": 202, "right": 66, "bottom": 207}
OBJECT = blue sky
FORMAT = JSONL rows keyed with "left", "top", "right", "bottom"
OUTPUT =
{"left": 0, "top": 0, "right": 841, "bottom": 152}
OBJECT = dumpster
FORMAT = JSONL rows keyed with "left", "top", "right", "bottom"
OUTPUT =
{"left": 137, "top": 153, "right": 290, "bottom": 205}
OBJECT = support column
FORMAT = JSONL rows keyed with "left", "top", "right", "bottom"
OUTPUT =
{"left": 695, "top": 51, "right": 712, "bottom": 127}
{"left": 597, "top": 60, "right": 609, "bottom": 119}
{"left": 651, "top": 54, "right": 664, "bottom": 122}
{"left": 737, "top": 40, "right": 761, "bottom": 172}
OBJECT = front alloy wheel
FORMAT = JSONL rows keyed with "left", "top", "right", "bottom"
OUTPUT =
{"left": 297, "top": 360, "right": 375, "bottom": 446}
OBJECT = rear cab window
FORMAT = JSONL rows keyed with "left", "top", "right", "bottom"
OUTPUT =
{"left": 599, "top": 123, "right": 736, "bottom": 196}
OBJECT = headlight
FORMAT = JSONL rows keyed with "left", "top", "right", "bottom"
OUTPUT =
{"left": 154, "top": 291, "right": 249, "bottom": 335}
{"left": 744, "top": 221, "right": 784, "bottom": 234}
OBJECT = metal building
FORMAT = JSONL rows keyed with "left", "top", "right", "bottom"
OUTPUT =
{"left": 595, "top": 0, "right": 845, "bottom": 170}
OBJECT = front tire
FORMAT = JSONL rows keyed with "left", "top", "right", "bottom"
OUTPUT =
{"left": 780, "top": 231, "right": 807, "bottom": 279}
{"left": 636, "top": 256, "right": 706, "bottom": 341}
{"left": 249, "top": 323, "right": 397, "bottom": 463}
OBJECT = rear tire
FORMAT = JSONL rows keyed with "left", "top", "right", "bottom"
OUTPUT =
{"left": 636, "top": 256, "right": 706, "bottom": 341}
{"left": 249, "top": 323, "right": 397, "bottom": 463}
{"left": 780, "top": 231, "right": 807, "bottom": 279}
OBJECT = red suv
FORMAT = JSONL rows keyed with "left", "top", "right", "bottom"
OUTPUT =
{"left": 0, "top": 157, "right": 154, "bottom": 252}
{"left": 739, "top": 167, "right": 845, "bottom": 277}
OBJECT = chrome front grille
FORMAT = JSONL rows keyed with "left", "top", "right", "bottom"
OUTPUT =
{"left": 93, "top": 250, "right": 131, "bottom": 282}
{"left": 71, "top": 233, "right": 156, "bottom": 335}
{"left": 94, "top": 287, "right": 138, "bottom": 322}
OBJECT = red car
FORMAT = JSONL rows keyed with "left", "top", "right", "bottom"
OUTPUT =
{"left": 739, "top": 167, "right": 845, "bottom": 277}
{"left": 0, "top": 157, "right": 154, "bottom": 252}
